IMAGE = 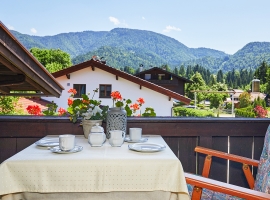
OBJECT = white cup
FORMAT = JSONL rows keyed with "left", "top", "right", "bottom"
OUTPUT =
{"left": 129, "top": 128, "right": 142, "bottom": 141}
{"left": 59, "top": 134, "right": 75, "bottom": 151}
{"left": 109, "top": 130, "right": 124, "bottom": 147}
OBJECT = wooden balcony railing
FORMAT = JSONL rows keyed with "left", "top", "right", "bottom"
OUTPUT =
{"left": 1, "top": 116, "right": 270, "bottom": 188}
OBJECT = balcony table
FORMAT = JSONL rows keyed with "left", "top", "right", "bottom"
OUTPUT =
{"left": 0, "top": 135, "right": 190, "bottom": 200}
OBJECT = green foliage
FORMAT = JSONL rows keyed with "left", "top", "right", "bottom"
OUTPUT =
{"left": 186, "top": 72, "right": 207, "bottom": 102}
{"left": 253, "top": 97, "right": 266, "bottom": 109}
{"left": 254, "top": 61, "right": 269, "bottom": 84}
{"left": 239, "top": 92, "right": 251, "bottom": 108}
{"left": 42, "top": 101, "right": 58, "bottom": 116}
{"left": 173, "top": 107, "right": 215, "bottom": 117}
{"left": 225, "top": 102, "right": 232, "bottom": 109}
{"left": 30, "top": 47, "right": 72, "bottom": 73}
{"left": 0, "top": 96, "right": 20, "bottom": 114}
{"left": 141, "top": 107, "right": 156, "bottom": 117}
{"left": 235, "top": 107, "right": 256, "bottom": 118}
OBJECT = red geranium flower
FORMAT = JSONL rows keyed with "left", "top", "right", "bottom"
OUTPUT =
{"left": 68, "top": 98, "right": 73, "bottom": 106}
{"left": 137, "top": 98, "right": 145, "bottom": 105}
{"left": 130, "top": 103, "right": 140, "bottom": 111}
{"left": 58, "top": 107, "right": 67, "bottom": 116}
{"left": 26, "top": 105, "right": 42, "bottom": 115}
{"left": 68, "top": 88, "right": 77, "bottom": 95}
{"left": 111, "top": 91, "right": 122, "bottom": 100}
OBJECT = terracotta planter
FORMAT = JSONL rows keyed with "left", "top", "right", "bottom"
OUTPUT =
{"left": 82, "top": 119, "right": 102, "bottom": 139}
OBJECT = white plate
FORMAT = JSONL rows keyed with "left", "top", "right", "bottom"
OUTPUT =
{"left": 50, "top": 145, "right": 83, "bottom": 154}
{"left": 124, "top": 136, "right": 148, "bottom": 143}
{"left": 128, "top": 143, "right": 166, "bottom": 152}
{"left": 35, "top": 139, "right": 59, "bottom": 147}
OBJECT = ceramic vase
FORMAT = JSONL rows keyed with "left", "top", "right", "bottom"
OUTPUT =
{"left": 106, "top": 107, "right": 127, "bottom": 139}
{"left": 82, "top": 119, "right": 102, "bottom": 139}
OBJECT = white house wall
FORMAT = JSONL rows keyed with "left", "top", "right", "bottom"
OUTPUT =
{"left": 42, "top": 67, "right": 174, "bottom": 116}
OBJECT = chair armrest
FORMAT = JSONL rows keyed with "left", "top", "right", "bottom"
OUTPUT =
{"left": 185, "top": 172, "right": 270, "bottom": 200}
{"left": 195, "top": 146, "right": 259, "bottom": 167}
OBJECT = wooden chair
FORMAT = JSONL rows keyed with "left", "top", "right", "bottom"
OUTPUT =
{"left": 185, "top": 125, "right": 270, "bottom": 200}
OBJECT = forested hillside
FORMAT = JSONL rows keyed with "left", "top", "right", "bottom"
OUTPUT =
{"left": 11, "top": 28, "right": 227, "bottom": 70}
{"left": 10, "top": 29, "right": 270, "bottom": 73}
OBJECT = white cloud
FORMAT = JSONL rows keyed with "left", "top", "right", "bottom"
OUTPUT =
{"left": 30, "top": 28, "right": 37, "bottom": 34}
{"left": 163, "top": 25, "right": 181, "bottom": 33}
{"left": 7, "top": 24, "right": 14, "bottom": 30}
{"left": 142, "top": 16, "right": 145, "bottom": 20}
{"left": 109, "top": 16, "right": 120, "bottom": 25}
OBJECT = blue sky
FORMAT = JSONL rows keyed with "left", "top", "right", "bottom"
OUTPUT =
{"left": 1, "top": 0, "right": 270, "bottom": 55}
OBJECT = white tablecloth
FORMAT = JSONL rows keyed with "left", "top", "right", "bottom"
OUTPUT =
{"left": 0, "top": 135, "right": 189, "bottom": 200}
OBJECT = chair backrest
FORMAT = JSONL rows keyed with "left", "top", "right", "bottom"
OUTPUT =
{"left": 254, "top": 124, "right": 270, "bottom": 193}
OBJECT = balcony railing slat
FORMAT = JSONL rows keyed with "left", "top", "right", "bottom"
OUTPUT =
{"left": 210, "top": 136, "right": 229, "bottom": 183}
{"left": 230, "top": 136, "right": 254, "bottom": 188}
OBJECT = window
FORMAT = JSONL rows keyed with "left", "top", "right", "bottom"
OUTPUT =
{"left": 158, "top": 74, "right": 165, "bottom": 80}
{"left": 73, "top": 84, "right": 86, "bottom": 98}
{"left": 145, "top": 74, "right": 151, "bottom": 80}
{"left": 99, "top": 84, "right": 111, "bottom": 98}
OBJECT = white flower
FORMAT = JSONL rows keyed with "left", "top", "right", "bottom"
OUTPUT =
{"left": 92, "top": 106, "right": 103, "bottom": 116}
{"left": 82, "top": 109, "right": 93, "bottom": 120}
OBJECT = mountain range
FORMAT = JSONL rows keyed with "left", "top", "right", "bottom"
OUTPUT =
{"left": 11, "top": 28, "right": 270, "bottom": 73}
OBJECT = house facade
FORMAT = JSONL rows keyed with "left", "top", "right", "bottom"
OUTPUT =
{"left": 42, "top": 60, "right": 190, "bottom": 116}
{"left": 135, "top": 67, "right": 192, "bottom": 96}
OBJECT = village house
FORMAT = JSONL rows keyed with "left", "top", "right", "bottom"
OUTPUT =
{"left": 134, "top": 66, "right": 192, "bottom": 96}
{"left": 42, "top": 60, "right": 191, "bottom": 116}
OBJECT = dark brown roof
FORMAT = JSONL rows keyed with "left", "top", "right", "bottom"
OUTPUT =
{"left": 53, "top": 59, "right": 191, "bottom": 104}
{"left": 0, "top": 21, "right": 64, "bottom": 97}
{"left": 135, "top": 67, "right": 192, "bottom": 83}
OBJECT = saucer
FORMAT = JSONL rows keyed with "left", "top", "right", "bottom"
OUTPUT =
{"left": 124, "top": 136, "right": 148, "bottom": 143}
{"left": 128, "top": 143, "right": 166, "bottom": 152}
{"left": 50, "top": 145, "right": 83, "bottom": 154}
{"left": 35, "top": 139, "right": 59, "bottom": 147}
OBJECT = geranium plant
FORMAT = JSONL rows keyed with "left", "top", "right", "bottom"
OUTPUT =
{"left": 110, "top": 90, "right": 156, "bottom": 117}
{"left": 67, "top": 88, "right": 108, "bottom": 123}
{"left": 254, "top": 105, "right": 268, "bottom": 118}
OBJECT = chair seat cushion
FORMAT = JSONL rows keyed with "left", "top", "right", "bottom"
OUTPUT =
{"left": 187, "top": 184, "right": 245, "bottom": 200}
{"left": 254, "top": 125, "right": 270, "bottom": 193}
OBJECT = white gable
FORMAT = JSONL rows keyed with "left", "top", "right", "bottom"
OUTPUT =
{"left": 42, "top": 67, "right": 173, "bottom": 116}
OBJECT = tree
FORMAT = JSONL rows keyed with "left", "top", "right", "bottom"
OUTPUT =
{"left": 160, "top": 64, "right": 171, "bottom": 72}
{"left": 265, "top": 68, "right": 270, "bottom": 95}
{"left": 179, "top": 65, "right": 185, "bottom": 76}
{"left": 207, "top": 83, "right": 228, "bottom": 117}
{"left": 30, "top": 48, "right": 72, "bottom": 73}
{"left": 254, "top": 61, "right": 269, "bottom": 84}
{"left": 174, "top": 67, "right": 179, "bottom": 75}
{"left": 216, "top": 69, "right": 224, "bottom": 83}
{"left": 209, "top": 74, "right": 217, "bottom": 86}
{"left": 239, "top": 91, "right": 251, "bottom": 108}
{"left": 185, "top": 72, "right": 207, "bottom": 103}
{"left": 0, "top": 96, "right": 20, "bottom": 114}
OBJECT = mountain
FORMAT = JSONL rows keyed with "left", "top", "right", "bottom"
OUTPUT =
{"left": 181, "top": 42, "right": 270, "bottom": 73}
{"left": 10, "top": 28, "right": 228, "bottom": 69}
{"left": 10, "top": 29, "right": 270, "bottom": 73}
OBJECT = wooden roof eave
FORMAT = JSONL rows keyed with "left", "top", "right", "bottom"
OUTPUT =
{"left": 0, "top": 22, "right": 64, "bottom": 97}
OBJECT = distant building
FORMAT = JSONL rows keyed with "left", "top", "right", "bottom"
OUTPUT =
{"left": 225, "top": 89, "right": 266, "bottom": 108}
{"left": 134, "top": 67, "right": 192, "bottom": 96}
{"left": 42, "top": 60, "right": 191, "bottom": 116}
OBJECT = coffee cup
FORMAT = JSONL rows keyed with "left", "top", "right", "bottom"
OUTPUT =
{"left": 59, "top": 134, "right": 75, "bottom": 151}
{"left": 109, "top": 130, "right": 124, "bottom": 147}
{"left": 129, "top": 128, "right": 142, "bottom": 141}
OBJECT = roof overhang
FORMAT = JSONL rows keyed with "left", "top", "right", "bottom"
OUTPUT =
{"left": 0, "top": 21, "right": 64, "bottom": 97}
